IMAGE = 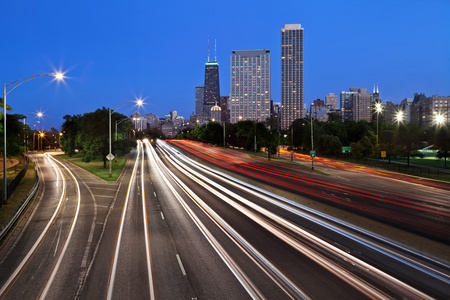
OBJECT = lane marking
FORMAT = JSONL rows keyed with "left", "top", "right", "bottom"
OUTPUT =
{"left": 160, "top": 212, "right": 165, "bottom": 220}
{"left": 141, "top": 142, "right": 155, "bottom": 300}
{"left": 0, "top": 154, "right": 67, "bottom": 298}
{"left": 39, "top": 154, "right": 82, "bottom": 300}
{"left": 176, "top": 254, "right": 186, "bottom": 276}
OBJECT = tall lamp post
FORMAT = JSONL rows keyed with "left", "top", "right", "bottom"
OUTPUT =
{"left": 109, "top": 99, "right": 143, "bottom": 177}
{"left": 2, "top": 72, "right": 64, "bottom": 204}
{"left": 115, "top": 118, "right": 131, "bottom": 141}
{"left": 22, "top": 112, "right": 43, "bottom": 157}
{"left": 375, "top": 102, "right": 383, "bottom": 144}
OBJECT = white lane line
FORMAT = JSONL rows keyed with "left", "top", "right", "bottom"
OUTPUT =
{"left": 0, "top": 154, "right": 66, "bottom": 296}
{"left": 141, "top": 142, "right": 155, "bottom": 300}
{"left": 39, "top": 154, "right": 82, "bottom": 300}
{"left": 107, "top": 144, "right": 140, "bottom": 300}
{"left": 145, "top": 141, "right": 264, "bottom": 299}
{"left": 176, "top": 254, "right": 187, "bottom": 275}
{"left": 160, "top": 212, "right": 165, "bottom": 220}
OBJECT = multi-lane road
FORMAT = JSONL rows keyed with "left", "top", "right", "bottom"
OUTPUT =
{"left": 0, "top": 140, "right": 448, "bottom": 299}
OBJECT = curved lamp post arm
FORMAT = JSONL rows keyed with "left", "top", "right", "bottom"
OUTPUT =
{"left": 115, "top": 118, "right": 131, "bottom": 141}
{"left": 5, "top": 73, "right": 60, "bottom": 96}
{"left": 3, "top": 72, "right": 63, "bottom": 205}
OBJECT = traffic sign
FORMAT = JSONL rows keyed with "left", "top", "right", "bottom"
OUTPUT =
{"left": 342, "top": 146, "right": 351, "bottom": 153}
{"left": 310, "top": 150, "right": 316, "bottom": 158}
{"left": 106, "top": 153, "right": 115, "bottom": 161}
{"left": 381, "top": 151, "right": 387, "bottom": 158}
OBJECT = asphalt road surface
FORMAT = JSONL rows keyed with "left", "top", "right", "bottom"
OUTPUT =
{"left": 0, "top": 141, "right": 448, "bottom": 299}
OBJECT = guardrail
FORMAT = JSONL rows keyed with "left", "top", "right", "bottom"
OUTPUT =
{"left": 0, "top": 170, "right": 40, "bottom": 241}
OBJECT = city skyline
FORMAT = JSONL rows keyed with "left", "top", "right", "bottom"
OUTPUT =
{"left": 2, "top": 0, "right": 449, "bottom": 130}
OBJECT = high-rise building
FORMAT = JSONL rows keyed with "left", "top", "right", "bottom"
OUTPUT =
{"left": 230, "top": 50, "right": 271, "bottom": 123}
{"left": 373, "top": 84, "right": 380, "bottom": 102}
{"left": 325, "top": 92, "right": 338, "bottom": 110}
{"left": 411, "top": 94, "right": 449, "bottom": 127}
{"left": 204, "top": 62, "right": 220, "bottom": 120}
{"left": 340, "top": 88, "right": 359, "bottom": 121}
{"left": 220, "top": 96, "right": 229, "bottom": 122}
{"left": 399, "top": 98, "right": 413, "bottom": 123}
{"left": 340, "top": 88, "right": 373, "bottom": 122}
{"left": 384, "top": 101, "right": 398, "bottom": 125}
{"left": 352, "top": 88, "right": 373, "bottom": 122}
{"left": 195, "top": 86, "right": 205, "bottom": 116}
{"left": 281, "top": 24, "right": 304, "bottom": 130}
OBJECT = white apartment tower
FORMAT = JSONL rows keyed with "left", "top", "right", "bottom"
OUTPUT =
{"left": 230, "top": 50, "right": 271, "bottom": 123}
{"left": 281, "top": 24, "right": 304, "bottom": 130}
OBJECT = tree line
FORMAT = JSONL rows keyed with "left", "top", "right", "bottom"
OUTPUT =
{"left": 176, "top": 113, "right": 450, "bottom": 165}
{"left": 61, "top": 108, "right": 135, "bottom": 167}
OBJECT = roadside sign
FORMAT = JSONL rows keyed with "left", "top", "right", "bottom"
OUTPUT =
{"left": 310, "top": 150, "right": 316, "bottom": 158}
{"left": 381, "top": 151, "right": 386, "bottom": 158}
{"left": 106, "top": 153, "right": 115, "bottom": 161}
{"left": 342, "top": 146, "right": 351, "bottom": 153}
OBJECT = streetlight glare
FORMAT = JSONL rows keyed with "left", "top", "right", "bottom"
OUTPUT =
{"left": 435, "top": 113, "right": 445, "bottom": 126}
{"left": 53, "top": 72, "right": 65, "bottom": 80}
{"left": 136, "top": 99, "right": 144, "bottom": 106}
{"left": 375, "top": 103, "right": 383, "bottom": 113}
{"left": 396, "top": 111, "right": 404, "bottom": 124}
{"left": 37, "top": 112, "right": 43, "bottom": 118}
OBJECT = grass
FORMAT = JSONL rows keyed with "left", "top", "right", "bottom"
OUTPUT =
{"left": 57, "top": 153, "right": 128, "bottom": 181}
{"left": 0, "top": 160, "right": 37, "bottom": 231}
{"left": 389, "top": 157, "right": 449, "bottom": 168}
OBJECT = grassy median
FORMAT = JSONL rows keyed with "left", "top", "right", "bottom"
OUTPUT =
{"left": 57, "top": 153, "right": 127, "bottom": 181}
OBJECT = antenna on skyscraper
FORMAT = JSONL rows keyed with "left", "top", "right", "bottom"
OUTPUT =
{"left": 207, "top": 37, "right": 210, "bottom": 62}
{"left": 215, "top": 39, "right": 217, "bottom": 62}
{"left": 373, "top": 83, "right": 376, "bottom": 94}
{"left": 377, "top": 83, "right": 379, "bottom": 94}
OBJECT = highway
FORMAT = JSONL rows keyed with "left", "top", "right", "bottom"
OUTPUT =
{"left": 0, "top": 140, "right": 448, "bottom": 299}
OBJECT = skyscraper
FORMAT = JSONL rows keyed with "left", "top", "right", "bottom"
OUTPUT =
{"left": 325, "top": 92, "right": 338, "bottom": 110}
{"left": 230, "top": 50, "right": 271, "bottom": 123}
{"left": 195, "top": 85, "right": 205, "bottom": 116}
{"left": 340, "top": 88, "right": 359, "bottom": 121}
{"left": 340, "top": 88, "right": 373, "bottom": 122}
{"left": 203, "top": 42, "right": 220, "bottom": 120}
{"left": 281, "top": 24, "right": 304, "bottom": 130}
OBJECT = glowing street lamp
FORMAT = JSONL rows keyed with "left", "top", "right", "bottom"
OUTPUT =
{"left": 374, "top": 102, "right": 383, "bottom": 144}
{"left": 22, "top": 111, "right": 44, "bottom": 156}
{"left": 108, "top": 99, "right": 144, "bottom": 177}
{"left": 434, "top": 112, "right": 445, "bottom": 127}
{"left": 395, "top": 110, "right": 404, "bottom": 125}
{"left": 2, "top": 72, "right": 64, "bottom": 204}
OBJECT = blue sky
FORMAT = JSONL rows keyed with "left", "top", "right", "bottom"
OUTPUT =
{"left": 2, "top": 0, "right": 449, "bottom": 130}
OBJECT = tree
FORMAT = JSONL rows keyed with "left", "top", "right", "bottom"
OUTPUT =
{"left": 393, "top": 123, "right": 421, "bottom": 165}
{"left": 61, "top": 108, "right": 130, "bottom": 167}
{"left": 433, "top": 125, "right": 450, "bottom": 167}
{"left": 350, "top": 135, "right": 375, "bottom": 158}
{"left": 317, "top": 134, "right": 342, "bottom": 156}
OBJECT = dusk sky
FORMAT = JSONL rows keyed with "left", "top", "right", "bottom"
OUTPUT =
{"left": 2, "top": 0, "right": 449, "bottom": 130}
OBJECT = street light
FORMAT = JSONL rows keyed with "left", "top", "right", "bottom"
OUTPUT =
{"left": 39, "top": 132, "right": 45, "bottom": 151}
{"left": 374, "top": 102, "right": 383, "bottom": 144}
{"left": 22, "top": 112, "right": 43, "bottom": 156}
{"left": 109, "top": 99, "right": 144, "bottom": 177}
{"left": 434, "top": 112, "right": 445, "bottom": 127}
{"left": 2, "top": 72, "right": 64, "bottom": 204}
{"left": 395, "top": 110, "right": 404, "bottom": 125}
{"left": 116, "top": 118, "right": 131, "bottom": 141}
